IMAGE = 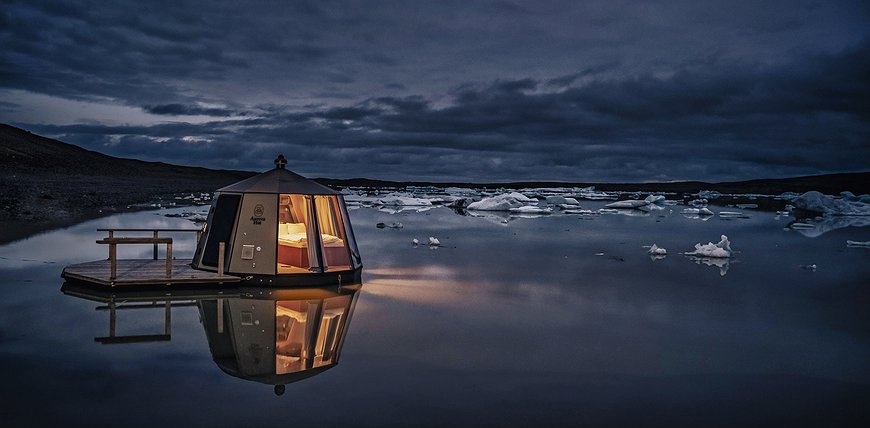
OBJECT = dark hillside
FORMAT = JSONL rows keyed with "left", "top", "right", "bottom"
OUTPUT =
{"left": 0, "top": 124, "right": 255, "bottom": 241}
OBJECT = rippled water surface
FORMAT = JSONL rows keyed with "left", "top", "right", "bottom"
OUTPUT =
{"left": 1, "top": 202, "right": 868, "bottom": 426}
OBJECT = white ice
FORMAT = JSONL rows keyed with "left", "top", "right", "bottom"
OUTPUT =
{"left": 428, "top": 237, "right": 441, "bottom": 246}
{"left": 685, "top": 235, "right": 732, "bottom": 258}
{"left": 682, "top": 207, "right": 714, "bottom": 215}
{"left": 846, "top": 240, "right": 870, "bottom": 248}
{"left": 647, "top": 244, "right": 667, "bottom": 255}
{"left": 376, "top": 194, "right": 433, "bottom": 206}
{"left": 791, "top": 191, "right": 870, "bottom": 216}
{"left": 467, "top": 192, "right": 534, "bottom": 211}
{"left": 509, "top": 206, "right": 552, "bottom": 214}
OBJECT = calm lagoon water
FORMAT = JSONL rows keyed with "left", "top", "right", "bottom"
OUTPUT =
{"left": 1, "top": 202, "right": 868, "bottom": 426}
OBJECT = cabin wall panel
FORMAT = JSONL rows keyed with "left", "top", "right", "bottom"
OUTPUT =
{"left": 228, "top": 194, "right": 278, "bottom": 275}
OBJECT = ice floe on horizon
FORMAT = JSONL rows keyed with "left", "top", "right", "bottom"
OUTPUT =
{"left": 790, "top": 191, "right": 870, "bottom": 216}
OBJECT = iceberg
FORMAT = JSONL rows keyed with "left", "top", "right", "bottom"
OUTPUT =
{"left": 698, "top": 190, "right": 721, "bottom": 199}
{"left": 791, "top": 191, "right": 870, "bottom": 216}
{"left": 467, "top": 192, "right": 534, "bottom": 211}
{"left": 685, "top": 235, "right": 732, "bottom": 258}
{"left": 376, "top": 194, "right": 433, "bottom": 206}
{"left": 604, "top": 195, "right": 666, "bottom": 209}
{"left": 647, "top": 244, "right": 667, "bottom": 255}
{"left": 644, "top": 195, "right": 666, "bottom": 204}
{"left": 682, "top": 207, "right": 714, "bottom": 216}
{"left": 606, "top": 199, "right": 649, "bottom": 209}
{"left": 509, "top": 206, "right": 552, "bottom": 214}
{"left": 719, "top": 211, "right": 750, "bottom": 219}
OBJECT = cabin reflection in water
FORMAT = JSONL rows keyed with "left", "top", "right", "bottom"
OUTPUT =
{"left": 61, "top": 283, "right": 361, "bottom": 394}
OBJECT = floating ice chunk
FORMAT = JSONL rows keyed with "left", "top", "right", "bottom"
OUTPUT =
{"left": 647, "top": 244, "right": 667, "bottom": 255}
{"left": 685, "top": 235, "right": 732, "bottom": 258}
{"left": 735, "top": 204, "right": 758, "bottom": 209}
{"left": 644, "top": 195, "right": 666, "bottom": 204}
{"left": 509, "top": 206, "right": 552, "bottom": 214}
{"left": 606, "top": 199, "right": 649, "bottom": 208}
{"left": 698, "top": 190, "right": 721, "bottom": 199}
{"left": 412, "top": 238, "right": 419, "bottom": 246}
{"left": 467, "top": 192, "right": 533, "bottom": 211}
{"left": 428, "top": 237, "right": 440, "bottom": 246}
{"left": 719, "top": 211, "right": 750, "bottom": 219}
{"left": 543, "top": 195, "right": 569, "bottom": 205}
{"left": 563, "top": 209, "right": 596, "bottom": 215}
{"left": 778, "top": 192, "right": 800, "bottom": 200}
{"left": 598, "top": 208, "right": 619, "bottom": 214}
{"left": 776, "top": 210, "right": 791, "bottom": 216}
{"left": 682, "top": 207, "right": 714, "bottom": 215}
{"left": 846, "top": 240, "right": 870, "bottom": 248}
{"left": 575, "top": 187, "right": 618, "bottom": 200}
{"left": 791, "top": 191, "right": 870, "bottom": 216}
{"left": 377, "top": 195, "right": 433, "bottom": 206}
{"left": 800, "top": 264, "right": 817, "bottom": 271}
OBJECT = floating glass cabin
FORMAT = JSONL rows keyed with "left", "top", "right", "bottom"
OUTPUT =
{"left": 192, "top": 156, "right": 362, "bottom": 286}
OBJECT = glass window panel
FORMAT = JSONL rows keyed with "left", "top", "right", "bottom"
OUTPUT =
{"left": 276, "top": 194, "right": 319, "bottom": 273}
{"left": 314, "top": 195, "right": 352, "bottom": 271}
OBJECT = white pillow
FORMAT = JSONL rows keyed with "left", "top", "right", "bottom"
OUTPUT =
{"left": 285, "top": 223, "right": 306, "bottom": 234}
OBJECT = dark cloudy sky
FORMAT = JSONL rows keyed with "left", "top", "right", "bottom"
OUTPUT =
{"left": 1, "top": 0, "right": 868, "bottom": 182}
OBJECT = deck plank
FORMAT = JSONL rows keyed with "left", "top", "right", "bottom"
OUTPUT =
{"left": 62, "top": 259, "right": 240, "bottom": 286}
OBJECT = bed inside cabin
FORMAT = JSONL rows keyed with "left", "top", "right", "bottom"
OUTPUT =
{"left": 277, "top": 194, "right": 352, "bottom": 273}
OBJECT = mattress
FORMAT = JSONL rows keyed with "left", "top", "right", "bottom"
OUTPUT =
{"left": 278, "top": 233, "right": 344, "bottom": 248}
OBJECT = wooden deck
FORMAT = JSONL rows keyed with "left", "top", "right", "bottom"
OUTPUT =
{"left": 62, "top": 259, "right": 241, "bottom": 286}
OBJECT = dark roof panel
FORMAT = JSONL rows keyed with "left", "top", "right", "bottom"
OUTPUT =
{"left": 218, "top": 168, "right": 340, "bottom": 195}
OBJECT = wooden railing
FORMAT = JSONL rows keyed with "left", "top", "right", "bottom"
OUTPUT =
{"left": 96, "top": 228, "right": 202, "bottom": 280}
{"left": 97, "top": 228, "right": 202, "bottom": 260}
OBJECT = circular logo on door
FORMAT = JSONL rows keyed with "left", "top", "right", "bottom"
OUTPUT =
{"left": 253, "top": 204, "right": 264, "bottom": 217}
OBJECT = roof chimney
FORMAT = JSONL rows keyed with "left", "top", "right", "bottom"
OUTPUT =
{"left": 274, "top": 154, "right": 287, "bottom": 169}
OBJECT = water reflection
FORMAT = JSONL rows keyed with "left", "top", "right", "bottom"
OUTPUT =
{"left": 61, "top": 282, "right": 361, "bottom": 394}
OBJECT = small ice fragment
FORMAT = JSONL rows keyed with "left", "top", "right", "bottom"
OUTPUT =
{"left": 682, "top": 208, "right": 714, "bottom": 215}
{"left": 685, "top": 235, "right": 732, "bottom": 258}
{"left": 412, "top": 238, "right": 419, "bottom": 246}
{"left": 509, "top": 206, "right": 552, "bottom": 214}
{"left": 790, "top": 223, "right": 815, "bottom": 229}
{"left": 647, "top": 244, "right": 667, "bottom": 255}
{"left": 594, "top": 252, "right": 605, "bottom": 256}
{"left": 846, "top": 240, "right": 870, "bottom": 248}
{"left": 606, "top": 199, "right": 649, "bottom": 209}
{"left": 719, "top": 211, "right": 749, "bottom": 219}
{"left": 428, "top": 237, "right": 440, "bottom": 246}
{"left": 800, "top": 264, "right": 817, "bottom": 271}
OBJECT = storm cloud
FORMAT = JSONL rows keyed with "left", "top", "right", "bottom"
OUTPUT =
{"left": 1, "top": 0, "right": 868, "bottom": 181}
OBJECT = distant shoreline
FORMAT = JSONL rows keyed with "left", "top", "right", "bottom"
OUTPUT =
{"left": 2, "top": 123, "right": 868, "bottom": 245}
